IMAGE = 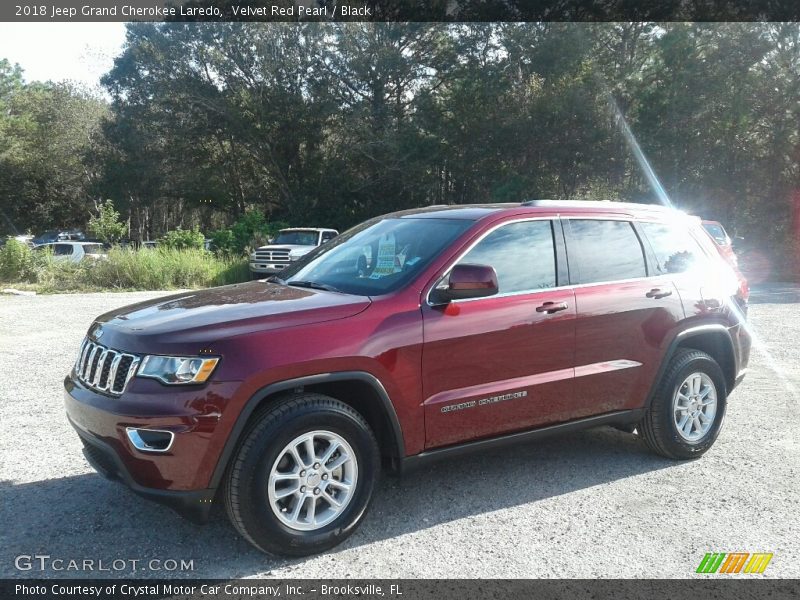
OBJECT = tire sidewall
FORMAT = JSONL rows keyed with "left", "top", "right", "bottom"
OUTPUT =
{"left": 235, "top": 404, "right": 379, "bottom": 555}
{"left": 659, "top": 354, "right": 727, "bottom": 458}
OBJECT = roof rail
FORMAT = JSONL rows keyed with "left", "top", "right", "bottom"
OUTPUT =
{"left": 520, "top": 199, "right": 672, "bottom": 210}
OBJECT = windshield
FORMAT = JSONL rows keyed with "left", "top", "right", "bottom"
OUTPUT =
{"left": 274, "top": 231, "right": 320, "bottom": 246}
{"left": 277, "top": 217, "right": 473, "bottom": 296}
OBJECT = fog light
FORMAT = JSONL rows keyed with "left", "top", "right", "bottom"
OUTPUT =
{"left": 126, "top": 428, "right": 174, "bottom": 453}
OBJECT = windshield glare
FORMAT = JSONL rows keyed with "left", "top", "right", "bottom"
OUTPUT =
{"left": 274, "top": 231, "right": 320, "bottom": 246}
{"left": 279, "top": 218, "right": 472, "bottom": 296}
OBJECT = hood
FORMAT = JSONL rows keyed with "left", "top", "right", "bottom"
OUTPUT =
{"left": 255, "top": 244, "right": 316, "bottom": 251}
{"left": 89, "top": 281, "right": 371, "bottom": 354}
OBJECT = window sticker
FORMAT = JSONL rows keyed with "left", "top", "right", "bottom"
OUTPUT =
{"left": 370, "top": 233, "right": 403, "bottom": 279}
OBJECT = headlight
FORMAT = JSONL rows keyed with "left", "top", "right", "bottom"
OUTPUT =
{"left": 137, "top": 355, "right": 219, "bottom": 385}
{"left": 288, "top": 249, "right": 307, "bottom": 261}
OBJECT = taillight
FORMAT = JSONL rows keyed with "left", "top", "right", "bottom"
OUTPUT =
{"left": 738, "top": 276, "right": 749, "bottom": 302}
{"left": 732, "top": 275, "right": 749, "bottom": 319}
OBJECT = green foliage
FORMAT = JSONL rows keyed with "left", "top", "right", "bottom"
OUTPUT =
{"left": 87, "top": 199, "right": 127, "bottom": 243}
{"left": 160, "top": 226, "right": 205, "bottom": 250}
{"left": 209, "top": 212, "right": 289, "bottom": 254}
{"left": 88, "top": 247, "right": 245, "bottom": 290}
{"left": 0, "top": 72, "right": 107, "bottom": 236}
{"left": 0, "top": 239, "right": 35, "bottom": 281}
{"left": 3, "top": 23, "right": 800, "bottom": 281}
{"left": 0, "top": 245, "right": 248, "bottom": 292}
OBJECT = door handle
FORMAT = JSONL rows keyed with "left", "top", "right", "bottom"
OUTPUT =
{"left": 646, "top": 288, "right": 673, "bottom": 299}
{"left": 535, "top": 301, "right": 569, "bottom": 314}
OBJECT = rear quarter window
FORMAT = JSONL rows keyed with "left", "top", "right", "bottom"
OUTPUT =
{"left": 640, "top": 221, "right": 708, "bottom": 274}
{"left": 568, "top": 219, "right": 646, "bottom": 284}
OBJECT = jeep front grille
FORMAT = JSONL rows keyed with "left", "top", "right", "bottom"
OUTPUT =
{"left": 74, "top": 338, "right": 140, "bottom": 395}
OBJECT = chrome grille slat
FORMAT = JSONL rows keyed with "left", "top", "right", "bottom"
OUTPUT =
{"left": 97, "top": 350, "right": 116, "bottom": 390}
{"left": 125, "top": 357, "right": 141, "bottom": 389}
{"left": 84, "top": 346, "right": 100, "bottom": 381}
{"left": 74, "top": 338, "right": 139, "bottom": 396}
{"left": 75, "top": 339, "right": 89, "bottom": 373}
{"left": 87, "top": 349, "right": 103, "bottom": 383}
{"left": 79, "top": 341, "right": 92, "bottom": 376}
{"left": 112, "top": 356, "right": 134, "bottom": 393}
{"left": 92, "top": 350, "right": 108, "bottom": 387}
{"left": 106, "top": 354, "right": 122, "bottom": 392}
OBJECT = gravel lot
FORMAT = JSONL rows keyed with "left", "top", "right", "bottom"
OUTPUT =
{"left": 1, "top": 286, "right": 798, "bottom": 579}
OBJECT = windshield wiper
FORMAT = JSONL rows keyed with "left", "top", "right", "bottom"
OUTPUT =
{"left": 265, "top": 275, "right": 285, "bottom": 284}
{"left": 287, "top": 280, "right": 343, "bottom": 293}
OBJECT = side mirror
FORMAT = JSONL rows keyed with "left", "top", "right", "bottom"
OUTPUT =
{"left": 433, "top": 263, "right": 499, "bottom": 303}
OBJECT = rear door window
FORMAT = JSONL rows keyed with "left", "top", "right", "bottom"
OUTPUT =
{"left": 568, "top": 219, "right": 646, "bottom": 284}
{"left": 83, "top": 244, "right": 106, "bottom": 255}
{"left": 640, "top": 222, "right": 708, "bottom": 274}
{"left": 458, "top": 220, "right": 557, "bottom": 294}
{"left": 53, "top": 244, "right": 74, "bottom": 256}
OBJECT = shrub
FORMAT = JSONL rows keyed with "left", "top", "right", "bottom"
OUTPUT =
{"left": 210, "top": 212, "right": 289, "bottom": 254}
{"left": 90, "top": 247, "right": 247, "bottom": 290}
{"left": 160, "top": 226, "right": 205, "bottom": 250}
{"left": 88, "top": 199, "right": 127, "bottom": 244}
{"left": 0, "top": 239, "right": 36, "bottom": 281}
{"left": 0, "top": 244, "right": 249, "bottom": 292}
{"left": 209, "top": 228, "right": 235, "bottom": 253}
{"left": 32, "top": 252, "right": 90, "bottom": 293}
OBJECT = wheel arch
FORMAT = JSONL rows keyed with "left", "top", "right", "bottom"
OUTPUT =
{"left": 646, "top": 324, "right": 736, "bottom": 408}
{"left": 210, "top": 372, "right": 405, "bottom": 489}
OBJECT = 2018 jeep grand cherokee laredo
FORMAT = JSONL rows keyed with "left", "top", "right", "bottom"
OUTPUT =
{"left": 64, "top": 201, "right": 751, "bottom": 556}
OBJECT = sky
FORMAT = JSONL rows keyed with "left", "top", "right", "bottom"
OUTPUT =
{"left": 0, "top": 23, "right": 127, "bottom": 91}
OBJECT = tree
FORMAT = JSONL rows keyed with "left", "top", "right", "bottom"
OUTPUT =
{"left": 0, "top": 68, "right": 107, "bottom": 236}
{"left": 87, "top": 199, "right": 127, "bottom": 243}
{"left": 4, "top": 23, "right": 797, "bottom": 277}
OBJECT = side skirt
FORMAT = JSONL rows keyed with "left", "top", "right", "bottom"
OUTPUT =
{"left": 399, "top": 409, "right": 646, "bottom": 474}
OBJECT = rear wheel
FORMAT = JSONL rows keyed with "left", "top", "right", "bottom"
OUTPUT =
{"left": 224, "top": 393, "right": 379, "bottom": 556}
{"left": 639, "top": 349, "right": 727, "bottom": 459}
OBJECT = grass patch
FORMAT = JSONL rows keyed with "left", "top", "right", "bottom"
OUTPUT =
{"left": 0, "top": 241, "right": 249, "bottom": 293}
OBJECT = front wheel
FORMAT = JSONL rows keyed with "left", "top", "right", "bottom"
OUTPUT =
{"left": 639, "top": 349, "right": 727, "bottom": 460}
{"left": 224, "top": 393, "right": 380, "bottom": 556}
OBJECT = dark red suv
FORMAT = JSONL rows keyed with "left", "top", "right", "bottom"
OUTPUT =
{"left": 64, "top": 201, "right": 750, "bottom": 556}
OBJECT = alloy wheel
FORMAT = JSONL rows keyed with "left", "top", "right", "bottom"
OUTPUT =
{"left": 267, "top": 430, "right": 358, "bottom": 531}
{"left": 672, "top": 372, "right": 717, "bottom": 442}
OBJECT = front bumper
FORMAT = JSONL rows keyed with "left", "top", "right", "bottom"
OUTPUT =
{"left": 64, "top": 375, "right": 241, "bottom": 522}
{"left": 68, "top": 414, "right": 214, "bottom": 523}
{"left": 249, "top": 261, "right": 289, "bottom": 274}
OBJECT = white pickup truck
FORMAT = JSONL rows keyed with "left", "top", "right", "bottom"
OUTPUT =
{"left": 249, "top": 228, "right": 338, "bottom": 278}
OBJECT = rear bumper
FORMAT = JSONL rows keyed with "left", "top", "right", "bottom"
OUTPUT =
{"left": 733, "top": 369, "right": 748, "bottom": 390}
{"left": 69, "top": 414, "right": 214, "bottom": 523}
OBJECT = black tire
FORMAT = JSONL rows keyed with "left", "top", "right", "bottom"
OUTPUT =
{"left": 224, "top": 393, "right": 380, "bottom": 556}
{"left": 639, "top": 349, "right": 727, "bottom": 460}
